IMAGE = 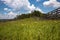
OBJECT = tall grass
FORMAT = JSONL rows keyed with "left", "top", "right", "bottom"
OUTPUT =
{"left": 0, "top": 18, "right": 60, "bottom": 40}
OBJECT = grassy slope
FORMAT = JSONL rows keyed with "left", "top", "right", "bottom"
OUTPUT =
{"left": 0, "top": 18, "right": 60, "bottom": 40}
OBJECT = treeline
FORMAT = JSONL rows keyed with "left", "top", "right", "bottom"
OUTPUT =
{"left": 0, "top": 10, "right": 60, "bottom": 22}
{"left": 14, "top": 10, "right": 60, "bottom": 20}
{"left": 15, "top": 10, "right": 47, "bottom": 20}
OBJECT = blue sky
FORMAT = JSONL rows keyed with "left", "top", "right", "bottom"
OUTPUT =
{"left": 29, "top": 0, "right": 53, "bottom": 12}
{"left": 0, "top": 0, "right": 60, "bottom": 19}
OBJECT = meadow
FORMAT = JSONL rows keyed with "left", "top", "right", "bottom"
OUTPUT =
{"left": 0, "top": 18, "right": 60, "bottom": 40}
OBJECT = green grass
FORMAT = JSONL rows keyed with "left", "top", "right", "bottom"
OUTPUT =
{"left": 0, "top": 18, "right": 60, "bottom": 40}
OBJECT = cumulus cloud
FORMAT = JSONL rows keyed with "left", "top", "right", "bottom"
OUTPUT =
{"left": 0, "top": 11, "right": 17, "bottom": 19}
{"left": 35, "top": 8, "right": 44, "bottom": 13}
{"left": 0, "top": 0, "right": 44, "bottom": 19}
{"left": 43, "top": 0, "right": 60, "bottom": 8}
{"left": 4, "top": 8, "right": 8, "bottom": 11}
{"left": 4, "top": 8, "right": 12, "bottom": 12}
{"left": 1, "top": 0, "right": 43, "bottom": 12}
{"left": 1, "top": 0, "right": 31, "bottom": 10}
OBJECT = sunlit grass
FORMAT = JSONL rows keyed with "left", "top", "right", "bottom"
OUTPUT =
{"left": 0, "top": 18, "right": 60, "bottom": 40}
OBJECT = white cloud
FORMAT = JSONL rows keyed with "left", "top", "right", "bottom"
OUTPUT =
{"left": 1, "top": 0, "right": 30, "bottom": 10}
{"left": 4, "top": 8, "right": 12, "bottom": 12}
{"left": 4, "top": 8, "right": 8, "bottom": 11}
{"left": 36, "top": 0, "right": 40, "bottom": 2}
{"left": 27, "top": 4, "right": 35, "bottom": 11}
{"left": 8, "top": 11, "right": 17, "bottom": 16}
{"left": 0, "top": 11, "right": 17, "bottom": 19}
{"left": 43, "top": 0, "right": 60, "bottom": 8}
{"left": 0, "top": 0, "right": 44, "bottom": 19}
{"left": 27, "top": 4, "right": 44, "bottom": 13}
{"left": 1, "top": 0, "right": 43, "bottom": 12}
{"left": 35, "top": 8, "right": 44, "bottom": 13}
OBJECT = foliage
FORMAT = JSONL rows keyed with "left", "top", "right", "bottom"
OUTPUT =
{"left": 15, "top": 10, "right": 47, "bottom": 19}
{"left": 15, "top": 10, "right": 60, "bottom": 20}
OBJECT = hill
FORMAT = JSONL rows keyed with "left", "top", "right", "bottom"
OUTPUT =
{"left": 15, "top": 9, "right": 60, "bottom": 20}
{"left": 47, "top": 7, "right": 60, "bottom": 19}
{"left": 0, "top": 18, "right": 60, "bottom": 40}
{"left": 0, "top": 9, "right": 60, "bottom": 22}
{"left": 0, "top": 8, "right": 60, "bottom": 40}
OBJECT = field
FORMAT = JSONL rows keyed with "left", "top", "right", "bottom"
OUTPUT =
{"left": 0, "top": 18, "right": 60, "bottom": 40}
